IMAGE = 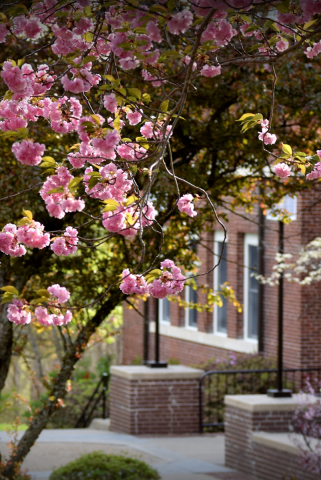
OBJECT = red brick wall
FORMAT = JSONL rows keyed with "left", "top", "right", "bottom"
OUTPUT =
{"left": 225, "top": 404, "right": 316, "bottom": 480}
{"left": 109, "top": 374, "right": 200, "bottom": 434}
{"left": 122, "top": 189, "right": 321, "bottom": 369}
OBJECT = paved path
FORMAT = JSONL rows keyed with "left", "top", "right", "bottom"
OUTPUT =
{"left": 0, "top": 429, "right": 254, "bottom": 480}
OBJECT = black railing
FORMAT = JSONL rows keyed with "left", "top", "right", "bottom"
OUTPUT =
{"left": 199, "top": 367, "right": 321, "bottom": 433}
{"left": 74, "top": 373, "right": 109, "bottom": 428}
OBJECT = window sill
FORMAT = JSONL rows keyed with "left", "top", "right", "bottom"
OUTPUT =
{"left": 149, "top": 322, "right": 258, "bottom": 354}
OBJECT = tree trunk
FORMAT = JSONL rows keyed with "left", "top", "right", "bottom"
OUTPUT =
{"left": 2, "top": 290, "right": 122, "bottom": 480}
{"left": 0, "top": 306, "right": 13, "bottom": 393}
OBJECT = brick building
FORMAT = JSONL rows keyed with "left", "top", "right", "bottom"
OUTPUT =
{"left": 122, "top": 188, "right": 321, "bottom": 369}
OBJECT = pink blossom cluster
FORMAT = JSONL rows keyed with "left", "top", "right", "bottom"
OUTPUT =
{"left": 0, "top": 220, "right": 50, "bottom": 256}
{"left": 84, "top": 163, "right": 132, "bottom": 201}
{"left": 35, "top": 306, "right": 72, "bottom": 327}
{"left": 47, "top": 284, "right": 70, "bottom": 303}
{"left": 0, "top": 99, "right": 43, "bottom": 132}
{"left": 274, "top": 163, "right": 291, "bottom": 178}
{"left": 91, "top": 129, "right": 121, "bottom": 160}
{"left": 40, "top": 167, "right": 85, "bottom": 219}
{"left": 200, "top": 65, "right": 221, "bottom": 77}
{"left": 202, "top": 20, "right": 237, "bottom": 46}
{"left": 0, "top": 224, "right": 26, "bottom": 257}
{"left": 104, "top": 94, "right": 118, "bottom": 113}
{"left": 102, "top": 202, "right": 156, "bottom": 237}
{"left": 177, "top": 194, "right": 197, "bottom": 217}
{"left": 305, "top": 41, "right": 321, "bottom": 59}
{"left": 1, "top": 62, "right": 55, "bottom": 100}
{"left": 117, "top": 143, "right": 146, "bottom": 162}
{"left": 168, "top": 10, "right": 193, "bottom": 35}
{"left": 51, "top": 227, "right": 78, "bottom": 256}
{"left": 16, "top": 221, "right": 50, "bottom": 249}
{"left": 7, "top": 299, "right": 31, "bottom": 326}
{"left": 306, "top": 162, "right": 321, "bottom": 181}
{"left": 61, "top": 63, "right": 100, "bottom": 94}
{"left": 119, "top": 259, "right": 186, "bottom": 299}
{"left": 258, "top": 128, "right": 277, "bottom": 145}
{"left": 140, "top": 122, "right": 172, "bottom": 140}
{"left": 13, "top": 15, "right": 46, "bottom": 40}
{"left": 12, "top": 140, "right": 45, "bottom": 166}
{"left": 51, "top": 24, "right": 90, "bottom": 56}
{"left": 43, "top": 97, "right": 82, "bottom": 134}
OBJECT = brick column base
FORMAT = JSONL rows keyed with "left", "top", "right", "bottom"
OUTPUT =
{"left": 225, "top": 394, "right": 318, "bottom": 480}
{"left": 109, "top": 365, "right": 203, "bottom": 435}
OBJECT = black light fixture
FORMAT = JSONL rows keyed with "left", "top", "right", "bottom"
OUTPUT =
{"left": 145, "top": 299, "right": 168, "bottom": 368}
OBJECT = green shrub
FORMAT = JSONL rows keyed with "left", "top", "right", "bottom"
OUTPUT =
{"left": 49, "top": 452, "right": 160, "bottom": 480}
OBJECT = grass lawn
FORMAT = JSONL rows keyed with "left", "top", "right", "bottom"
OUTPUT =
{"left": 0, "top": 423, "right": 28, "bottom": 431}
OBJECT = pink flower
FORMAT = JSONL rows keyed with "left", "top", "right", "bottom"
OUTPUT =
{"left": 17, "top": 221, "right": 50, "bottom": 249}
{"left": 119, "top": 57, "right": 140, "bottom": 70}
{"left": 35, "top": 306, "right": 53, "bottom": 326}
{"left": 12, "top": 140, "right": 45, "bottom": 166}
{"left": 148, "top": 260, "right": 186, "bottom": 299}
{"left": 0, "top": 224, "right": 26, "bottom": 257}
{"left": 120, "top": 269, "right": 149, "bottom": 295}
{"left": 92, "top": 129, "right": 121, "bottom": 159}
{"left": 146, "top": 21, "right": 163, "bottom": 43}
{"left": 61, "top": 68, "right": 100, "bottom": 94}
{"left": 258, "top": 129, "right": 277, "bottom": 145}
{"left": 202, "top": 19, "right": 237, "bottom": 46}
{"left": 276, "top": 38, "right": 289, "bottom": 52}
{"left": 126, "top": 110, "right": 142, "bottom": 126}
{"left": 8, "top": 299, "right": 31, "bottom": 326}
{"left": 104, "top": 94, "right": 118, "bottom": 113}
{"left": 51, "top": 227, "right": 78, "bottom": 256}
{"left": 177, "top": 194, "right": 197, "bottom": 217}
{"left": 274, "top": 163, "right": 291, "bottom": 178}
{"left": 47, "top": 284, "right": 70, "bottom": 303}
{"left": 168, "top": 10, "right": 193, "bottom": 35}
{"left": 200, "top": 65, "right": 221, "bottom": 77}
{"left": 14, "top": 15, "right": 46, "bottom": 39}
{"left": 0, "top": 23, "right": 9, "bottom": 43}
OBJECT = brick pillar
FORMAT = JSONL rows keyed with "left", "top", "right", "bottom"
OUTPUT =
{"left": 109, "top": 365, "right": 203, "bottom": 435}
{"left": 225, "top": 394, "right": 318, "bottom": 480}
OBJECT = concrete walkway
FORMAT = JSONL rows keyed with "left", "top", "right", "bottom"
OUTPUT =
{"left": 0, "top": 429, "right": 254, "bottom": 480}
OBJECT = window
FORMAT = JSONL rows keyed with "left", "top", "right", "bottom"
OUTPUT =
{"left": 244, "top": 234, "right": 259, "bottom": 340}
{"left": 185, "top": 283, "right": 198, "bottom": 330}
{"left": 214, "top": 231, "right": 228, "bottom": 335}
{"left": 159, "top": 298, "right": 170, "bottom": 323}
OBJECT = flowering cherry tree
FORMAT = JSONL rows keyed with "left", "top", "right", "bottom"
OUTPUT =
{"left": 1, "top": 0, "right": 321, "bottom": 477}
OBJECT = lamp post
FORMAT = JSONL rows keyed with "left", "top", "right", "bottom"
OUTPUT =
{"left": 267, "top": 220, "right": 291, "bottom": 397}
{"left": 146, "top": 299, "right": 168, "bottom": 368}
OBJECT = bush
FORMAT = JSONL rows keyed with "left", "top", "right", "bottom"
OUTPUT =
{"left": 196, "top": 353, "right": 278, "bottom": 432}
{"left": 49, "top": 452, "right": 160, "bottom": 480}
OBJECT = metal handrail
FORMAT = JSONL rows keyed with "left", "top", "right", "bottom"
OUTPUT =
{"left": 74, "top": 373, "right": 109, "bottom": 428}
{"left": 199, "top": 367, "right": 321, "bottom": 433}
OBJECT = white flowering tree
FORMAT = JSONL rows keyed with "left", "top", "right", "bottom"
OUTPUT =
{"left": 1, "top": 0, "right": 321, "bottom": 477}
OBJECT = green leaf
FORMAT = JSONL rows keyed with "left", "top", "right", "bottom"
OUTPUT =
{"left": 86, "top": 171, "right": 101, "bottom": 177}
{"left": 236, "top": 113, "right": 255, "bottom": 122}
{"left": 1, "top": 293, "right": 14, "bottom": 304}
{"left": 88, "top": 177, "right": 101, "bottom": 190}
{"left": 35, "top": 289, "right": 50, "bottom": 298}
{"left": 142, "top": 93, "right": 151, "bottom": 103}
{"left": 40, "top": 162, "right": 57, "bottom": 169}
{"left": 30, "top": 297, "right": 49, "bottom": 305}
{"left": 241, "top": 14, "right": 252, "bottom": 23}
{"left": 103, "top": 199, "right": 119, "bottom": 206}
{"left": 83, "top": 32, "right": 94, "bottom": 42}
{"left": 113, "top": 115, "right": 121, "bottom": 131}
{"left": 22, "top": 209, "right": 33, "bottom": 220}
{"left": 47, "top": 187, "right": 65, "bottom": 194}
{"left": 167, "top": 0, "right": 176, "bottom": 12}
{"left": 127, "top": 88, "right": 141, "bottom": 99}
{"left": 160, "top": 100, "right": 169, "bottom": 112}
{"left": 303, "top": 19, "right": 317, "bottom": 31}
{"left": 42, "top": 156, "right": 56, "bottom": 164}
{"left": 68, "top": 177, "right": 83, "bottom": 190}
{"left": 81, "top": 55, "right": 97, "bottom": 65}
{"left": 124, "top": 195, "right": 138, "bottom": 206}
{"left": 282, "top": 144, "right": 292, "bottom": 156}
{"left": 103, "top": 199, "right": 119, "bottom": 212}
{"left": 275, "top": 0, "right": 290, "bottom": 13}
{"left": 0, "top": 286, "right": 19, "bottom": 295}
{"left": 295, "top": 152, "right": 307, "bottom": 157}
{"left": 0, "top": 130, "right": 19, "bottom": 138}
{"left": 298, "top": 164, "right": 306, "bottom": 175}
{"left": 17, "top": 218, "right": 31, "bottom": 226}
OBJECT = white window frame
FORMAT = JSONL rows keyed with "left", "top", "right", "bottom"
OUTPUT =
{"left": 243, "top": 233, "right": 259, "bottom": 342}
{"left": 159, "top": 298, "right": 170, "bottom": 324}
{"left": 185, "top": 284, "right": 198, "bottom": 331}
{"left": 213, "top": 231, "right": 228, "bottom": 337}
